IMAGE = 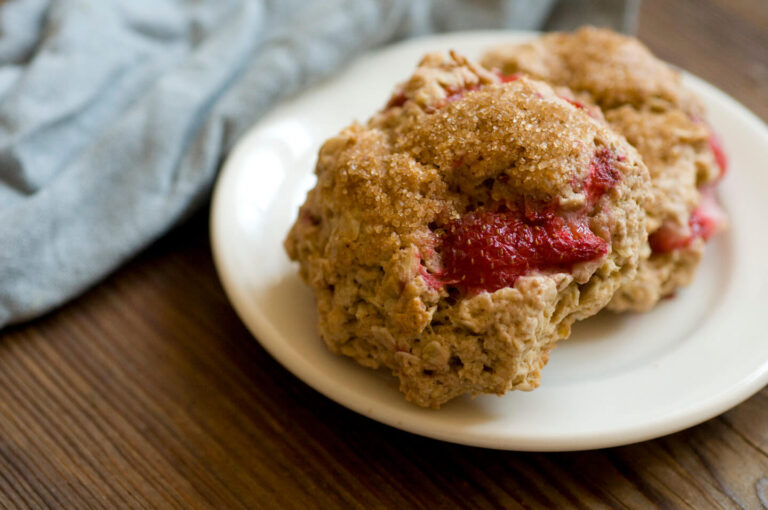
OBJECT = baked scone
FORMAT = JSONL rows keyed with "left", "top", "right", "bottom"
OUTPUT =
{"left": 482, "top": 27, "right": 727, "bottom": 311}
{"left": 285, "top": 51, "right": 650, "bottom": 408}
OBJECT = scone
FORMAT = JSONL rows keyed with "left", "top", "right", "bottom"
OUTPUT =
{"left": 482, "top": 27, "right": 727, "bottom": 312}
{"left": 285, "top": 51, "right": 650, "bottom": 408}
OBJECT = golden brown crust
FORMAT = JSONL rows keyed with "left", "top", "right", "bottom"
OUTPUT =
{"left": 482, "top": 27, "right": 724, "bottom": 311}
{"left": 285, "top": 51, "right": 650, "bottom": 407}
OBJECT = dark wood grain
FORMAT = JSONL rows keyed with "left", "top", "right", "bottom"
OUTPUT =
{"left": 1, "top": 0, "right": 767, "bottom": 508}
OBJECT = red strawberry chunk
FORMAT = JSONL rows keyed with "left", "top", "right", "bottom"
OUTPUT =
{"left": 649, "top": 188, "right": 726, "bottom": 253}
{"left": 385, "top": 90, "right": 407, "bottom": 109}
{"left": 562, "top": 96, "right": 585, "bottom": 109}
{"left": 420, "top": 149, "right": 622, "bottom": 294}
{"left": 437, "top": 208, "right": 607, "bottom": 294}
{"left": 584, "top": 149, "right": 621, "bottom": 206}
{"left": 497, "top": 72, "right": 520, "bottom": 83}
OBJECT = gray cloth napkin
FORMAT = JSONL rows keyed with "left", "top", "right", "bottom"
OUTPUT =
{"left": 0, "top": 0, "right": 637, "bottom": 327}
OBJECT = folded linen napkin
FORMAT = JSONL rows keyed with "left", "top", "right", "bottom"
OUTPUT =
{"left": 0, "top": 0, "right": 636, "bottom": 327}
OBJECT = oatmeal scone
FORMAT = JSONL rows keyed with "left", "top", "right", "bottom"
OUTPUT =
{"left": 482, "top": 27, "right": 727, "bottom": 311}
{"left": 285, "top": 51, "right": 650, "bottom": 408}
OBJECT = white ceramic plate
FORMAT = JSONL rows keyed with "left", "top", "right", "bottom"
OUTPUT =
{"left": 210, "top": 31, "right": 768, "bottom": 451}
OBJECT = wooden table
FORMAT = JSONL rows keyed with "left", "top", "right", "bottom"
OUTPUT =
{"left": 2, "top": 0, "right": 767, "bottom": 508}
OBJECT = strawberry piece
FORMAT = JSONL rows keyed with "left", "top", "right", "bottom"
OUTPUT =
{"left": 437, "top": 208, "right": 607, "bottom": 294}
{"left": 584, "top": 149, "right": 621, "bottom": 206}
{"left": 497, "top": 72, "right": 520, "bottom": 83}
{"left": 385, "top": 90, "right": 407, "bottom": 109}
{"left": 420, "top": 149, "right": 621, "bottom": 294}
{"left": 562, "top": 96, "right": 585, "bottom": 110}
{"left": 649, "top": 188, "right": 726, "bottom": 253}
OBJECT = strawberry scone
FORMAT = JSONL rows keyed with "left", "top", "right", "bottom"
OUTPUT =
{"left": 482, "top": 27, "right": 727, "bottom": 311}
{"left": 285, "top": 52, "right": 650, "bottom": 408}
